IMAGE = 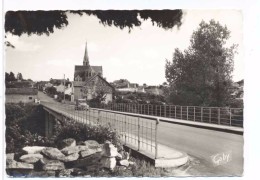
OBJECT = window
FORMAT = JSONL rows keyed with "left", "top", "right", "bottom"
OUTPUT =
{"left": 28, "top": 97, "right": 32, "bottom": 100}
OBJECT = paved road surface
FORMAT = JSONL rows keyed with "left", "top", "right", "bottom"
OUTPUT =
{"left": 38, "top": 92, "right": 243, "bottom": 176}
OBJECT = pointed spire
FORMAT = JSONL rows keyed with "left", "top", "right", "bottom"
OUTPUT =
{"left": 83, "top": 41, "right": 89, "bottom": 66}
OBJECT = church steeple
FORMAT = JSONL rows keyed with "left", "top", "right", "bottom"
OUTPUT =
{"left": 83, "top": 41, "right": 89, "bottom": 66}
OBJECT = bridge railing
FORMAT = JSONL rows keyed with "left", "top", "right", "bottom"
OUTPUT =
{"left": 41, "top": 101, "right": 159, "bottom": 158}
{"left": 91, "top": 103, "right": 243, "bottom": 127}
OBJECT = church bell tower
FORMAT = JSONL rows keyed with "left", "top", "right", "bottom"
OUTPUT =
{"left": 83, "top": 41, "right": 90, "bottom": 67}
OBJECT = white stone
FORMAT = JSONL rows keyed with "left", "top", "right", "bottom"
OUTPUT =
{"left": 83, "top": 140, "right": 100, "bottom": 149}
{"left": 61, "top": 145, "right": 89, "bottom": 155}
{"left": 6, "top": 159, "right": 34, "bottom": 169}
{"left": 42, "top": 160, "right": 65, "bottom": 171}
{"left": 19, "top": 153, "right": 43, "bottom": 163}
{"left": 59, "top": 153, "right": 79, "bottom": 162}
{"left": 119, "top": 159, "right": 130, "bottom": 167}
{"left": 101, "top": 142, "right": 118, "bottom": 157}
{"left": 60, "top": 138, "right": 76, "bottom": 149}
{"left": 23, "top": 146, "right": 46, "bottom": 154}
{"left": 100, "top": 157, "right": 116, "bottom": 170}
{"left": 42, "top": 147, "right": 65, "bottom": 160}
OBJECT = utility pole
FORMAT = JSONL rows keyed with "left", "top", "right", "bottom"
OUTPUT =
{"left": 63, "top": 74, "right": 65, "bottom": 103}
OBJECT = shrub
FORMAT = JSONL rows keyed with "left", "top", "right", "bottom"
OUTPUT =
{"left": 53, "top": 119, "right": 123, "bottom": 150}
{"left": 5, "top": 103, "right": 48, "bottom": 153}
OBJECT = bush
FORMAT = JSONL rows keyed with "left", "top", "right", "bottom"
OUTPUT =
{"left": 53, "top": 119, "right": 123, "bottom": 150}
{"left": 5, "top": 103, "right": 48, "bottom": 153}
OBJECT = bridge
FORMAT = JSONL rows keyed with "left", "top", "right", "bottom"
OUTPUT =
{"left": 39, "top": 92, "right": 243, "bottom": 176}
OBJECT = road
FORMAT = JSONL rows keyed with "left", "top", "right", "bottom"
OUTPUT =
{"left": 38, "top": 91, "right": 243, "bottom": 176}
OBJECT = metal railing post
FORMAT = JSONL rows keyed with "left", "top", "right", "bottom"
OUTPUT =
{"left": 155, "top": 118, "right": 160, "bottom": 159}
{"left": 218, "top": 108, "right": 220, "bottom": 125}
{"left": 97, "top": 110, "right": 100, "bottom": 124}
{"left": 175, "top": 106, "right": 176, "bottom": 118}
{"left": 201, "top": 107, "right": 203, "bottom": 122}
{"left": 138, "top": 117, "right": 140, "bottom": 151}
{"left": 181, "top": 106, "right": 183, "bottom": 119}
{"left": 209, "top": 108, "right": 212, "bottom": 123}
{"left": 194, "top": 107, "right": 196, "bottom": 121}
{"left": 230, "top": 109, "right": 232, "bottom": 126}
{"left": 187, "top": 106, "right": 189, "bottom": 120}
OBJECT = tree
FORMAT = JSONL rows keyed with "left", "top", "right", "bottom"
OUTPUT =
{"left": 17, "top": 72, "right": 23, "bottom": 81}
{"left": 165, "top": 20, "right": 237, "bottom": 107}
{"left": 5, "top": 10, "right": 183, "bottom": 36}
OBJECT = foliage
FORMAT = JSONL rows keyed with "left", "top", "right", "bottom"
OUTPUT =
{"left": 88, "top": 91, "right": 107, "bottom": 107}
{"left": 53, "top": 118, "right": 123, "bottom": 151}
{"left": 5, "top": 10, "right": 183, "bottom": 36}
{"left": 114, "top": 91, "right": 166, "bottom": 105}
{"left": 45, "top": 86, "right": 57, "bottom": 96}
{"left": 5, "top": 71, "right": 16, "bottom": 82}
{"left": 165, "top": 20, "right": 237, "bottom": 107}
{"left": 5, "top": 103, "right": 49, "bottom": 153}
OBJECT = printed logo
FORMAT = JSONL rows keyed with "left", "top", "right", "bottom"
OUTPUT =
{"left": 211, "top": 151, "right": 232, "bottom": 166}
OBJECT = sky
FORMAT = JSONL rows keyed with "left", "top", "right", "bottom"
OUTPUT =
{"left": 5, "top": 9, "right": 243, "bottom": 85}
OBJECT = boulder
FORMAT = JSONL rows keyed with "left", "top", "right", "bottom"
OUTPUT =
{"left": 61, "top": 146, "right": 89, "bottom": 155}
{"left": 100, "top": 157, "right": 116, "bottom": 170}
{"left": 119, "top": 159, "right": 129, "bottom": 167}
{"left": 59, "top": 138, "right": 76, "bottom": 149}
{"left": 59, "top": 153, "right": 79, "bottom": 162}
{"left": 22, "top": 146, "right": 46, "bottom": 154}
{"left": 80, "top": 148, "right": 101, "bottom": 158}
{"left": 6, "top": 153, "right": 15, "bottom": 160}
{"left": 115, "top": 152, "right": 123, "bottom": 160}
{"left": 41, "top": 147, "right": 65, "bottom": 160}
{"left": 27, "top": 170, "right": 56, "bottom": 177}
{"left": 6, "top": 159, "right": 34, "bottom": 169}
{"left": 129, "top": 161, "right": 135, "bottom": 166}
{"left": 83, "top": 140, "right": 100, "bottom": 149}
{"left": 71, "top": 168, "right": 91, "bottom": 177}
{"left": 41, "top": 160, "right": 65, "bottom": 171}
{"left": 58, "top": 169, "right": 74, "bottom": 177}
{"left": 70, "top": 153, "right": 102, "bottom": 168}
{"left": 19, "top": 154, "right": 43, "bottom": 164}
{"left": 101, "top": 142, "right": 118, "bottom": 157}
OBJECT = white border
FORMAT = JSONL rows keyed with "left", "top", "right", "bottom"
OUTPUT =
{"left": 2, "top": 0, "right": 260, "bottom": 180}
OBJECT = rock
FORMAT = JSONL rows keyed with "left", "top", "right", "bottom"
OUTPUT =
{"left": 71, "top": 168, "right": 91, "bottom": 177}
{"left": 59, "top": 153, "right": 79, "bottom": 162}
{"left": 101, "top": 142, "right": 118, "bottom": 157}
{"left": 83, "top": 140, "right": 100, "bottom": 149}
{"left": 61, "top": 146, "right": 89, "bottom": 155}
{"left": 6, "top": 159, "right": 34, "bottom": 169}
{"left": 70, "top": 153, "right": 102, "bottom": 168}
{"left": 115, "top": 152, "right": 123, "bottom": 160}
{"left": 119, "top": 159, "right": 129, "bottom": 167}
{"left": 23, "top": 146, "right": 46, "bottom": 154}
{"left": 19, "top": 154, "right": 43, "bottom": 164}
{"left": 101, "top": 157, "right": 116, "bottom": 170}
{"left": 59, "top": 138, "right": 76, "bottom": 149}
{"left": 80, "top": 148, "right": 101, "bottom": 158}
{"left": 129, "top": 161, "right": 135, "bottom": 166}
{"left": 41, "top": 147, "right": 65, "bottom": 160}
{"left": 27, "top": 170, "right": 56, "bottom": 177}
{"left": 58, "top": 169, "right": 74, "bottom": 177}
{"left": 122, "top": 151, "right": 130, "bottom": 160}
{"left": 41, "top": 160, "right": 65, "bottom": 171}
{"left": 6, "top": 153, "right": 15, "bottom": 160}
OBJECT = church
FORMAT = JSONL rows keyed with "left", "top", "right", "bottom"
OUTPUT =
{"left": 72, "top": 42, "right": 114, "bottom": 104}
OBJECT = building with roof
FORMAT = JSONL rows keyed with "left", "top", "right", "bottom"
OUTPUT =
{"left": 72, "top": 42, "right": 114, "bottom": 103}
{"left": 5, "top": 88, "right": 38, "bottom": 103}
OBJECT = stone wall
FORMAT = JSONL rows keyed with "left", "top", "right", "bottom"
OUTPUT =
{"left": 6, "top": 95, "right": 37, "bottom": 103}
{"left": 6, "top": 138, "right": 133, "bottom": 177}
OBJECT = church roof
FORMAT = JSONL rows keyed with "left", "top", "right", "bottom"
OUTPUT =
{"left": 91, "top": 66, "right": 102, "bottom": 74}
{"left": 84, "top": 74, "right": 115, "bottom": 90}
